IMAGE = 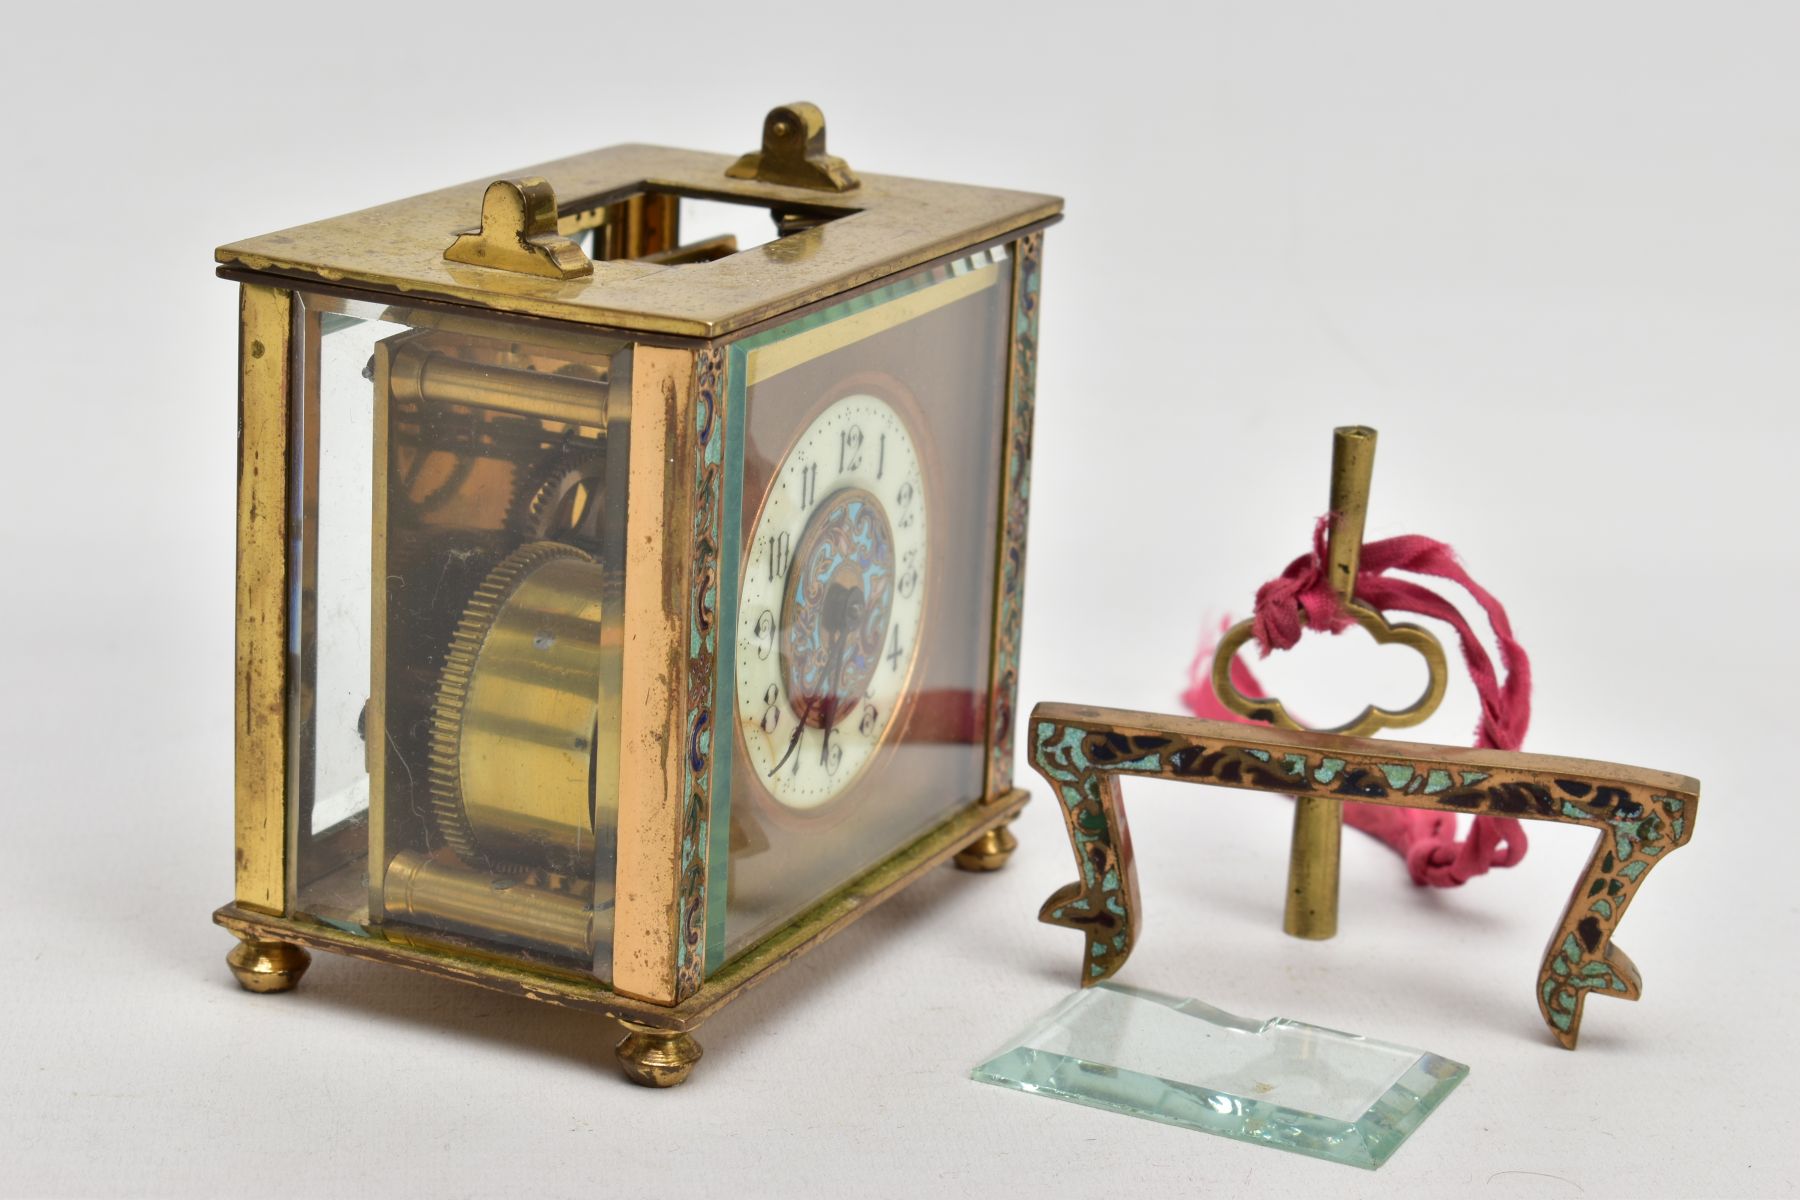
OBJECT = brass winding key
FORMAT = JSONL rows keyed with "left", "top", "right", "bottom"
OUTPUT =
{"left": 1209, "top": 426, "right": 1450, "bottom": 939}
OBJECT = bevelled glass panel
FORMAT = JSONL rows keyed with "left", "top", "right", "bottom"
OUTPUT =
{"left": 710, "top": 247, "right": 1011, "bottom": 970}
{"left": 287, "top": 294, "right": 628, "bottom": 980}
{"left": 972, "top": 983, "right": 1468, "bottom": 1170}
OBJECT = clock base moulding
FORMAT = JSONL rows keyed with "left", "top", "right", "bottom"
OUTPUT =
{"left": 214, "top": 789, "right": 1026, "bottom": 1086}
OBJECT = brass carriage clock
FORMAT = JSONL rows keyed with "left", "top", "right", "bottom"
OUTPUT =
{"left": 213, "top": 104, "right": 1059, "bottom": 1085}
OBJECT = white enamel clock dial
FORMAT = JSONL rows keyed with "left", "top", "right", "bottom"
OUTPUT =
{"left": 736, "top": 391, "right": 929, "bottom": 811}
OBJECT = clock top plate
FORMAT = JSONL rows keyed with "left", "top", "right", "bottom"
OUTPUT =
{"left": 216, "top": 143, "right": 1061, "bottom": 340}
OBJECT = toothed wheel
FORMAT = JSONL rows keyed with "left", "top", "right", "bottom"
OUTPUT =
{"left": 509, "top": 453, "right": 605, "bottom": 548}
{"left": 427, "top": 541, "right": 604, "bottom": 876}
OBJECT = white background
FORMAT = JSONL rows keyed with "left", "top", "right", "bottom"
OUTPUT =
{"left": 1, "top": 3, "right": 1794, "bottom": 1197}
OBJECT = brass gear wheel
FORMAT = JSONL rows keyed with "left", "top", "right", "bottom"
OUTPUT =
{"left": 427, "top": 540, "right": 603, "bottom": 875}
{"left": 508, "top": 451, "right": 605, "bottom": 547}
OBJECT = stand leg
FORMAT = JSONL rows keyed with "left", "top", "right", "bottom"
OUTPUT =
{"left": 614, "top": 1021, "right": 703, "bottom": 1088}
{"left": 953, "top": 823, "right": 1018, "bottom": 872}
{"left": 226, "top": 935, "right": 312, "bottom": 993}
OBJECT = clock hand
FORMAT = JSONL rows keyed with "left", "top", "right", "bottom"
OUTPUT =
{"left": 768, "top": 718, "right": 805, "bottom": 778}
{"left": 768, "top": 644, "right": 837, "bottom": 778}
{"left": 818, "top": 649, "right": 845, "bottom": 767}
{"left": 818, "top": 584, "right": 864, "bottom": 767}
{"left": 768, "top": 581, "right": 862, "bottom": 779}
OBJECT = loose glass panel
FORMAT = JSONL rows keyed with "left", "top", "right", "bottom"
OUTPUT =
{"left": 973, "top": 984, "right": 1469, "bottom": 1170}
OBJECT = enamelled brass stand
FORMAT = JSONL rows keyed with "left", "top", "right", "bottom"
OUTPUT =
{"left": 1034, "top": 430, "right": 1700, "bottom": 1048}
{"left": 1032, "top": 705, "right": 1698, "bottom": 1047}
{"left": 215, "top": 104, "right": 1058, "bottom": 1085}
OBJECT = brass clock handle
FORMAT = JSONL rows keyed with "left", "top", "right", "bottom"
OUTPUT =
{"left": 444, "top": 178, "right": 593, "bottom": 281}
{"left": 725, "top": 102, "right": 860, "bottom": 193}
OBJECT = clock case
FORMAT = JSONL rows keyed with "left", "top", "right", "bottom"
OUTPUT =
{"left": 214, "top": 105, "right": 1060, "bottom": 1085}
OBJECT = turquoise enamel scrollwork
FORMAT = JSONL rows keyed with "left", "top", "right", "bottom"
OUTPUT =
{"left": 1030, "top": 702, "right": 1698, "bottom": 1049}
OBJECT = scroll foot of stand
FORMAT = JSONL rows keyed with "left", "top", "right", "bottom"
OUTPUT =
{"left": 615, "top": 1021, "right": 703, "bottom": 1088}
{"left": 954, "top": 824, "right": 1018, "bottom": 872}
{"left": 226, "top": 936, "right": 311, "bottom": 994}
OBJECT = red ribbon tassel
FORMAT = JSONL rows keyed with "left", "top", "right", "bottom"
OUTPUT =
{"left": 1183, "top": 516, "right": 1531, "bottom": 887}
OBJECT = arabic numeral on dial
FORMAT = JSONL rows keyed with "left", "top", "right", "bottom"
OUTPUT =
{"left": 767, "top": 530, "right": 791, "bottom": 582}
{"left": 753, "top": 609, "right": 776, "bottom": 659}
{"left": 858, "top": 701, "right": 879, "bottom": 737}
{"left": 839, "top": 425, "right": 863, "bottom": 473}
{"left": 895, "top": 479, "right": 916, "bottom": 529}
{"left": 886, "top": 624, "right": 905, "bottom": 671}
{"left": 898, "top": 547, "right": 919, "bottom": 599}
{"left": 761, "top": 683, "right": 782, "bottom": 733}
{"left": 799, "top": 462, "right": 817, "bottom": 508}
{"left": 825, "top": 740, "right": 844, "bottom": 774}
{"left": 877, "top": 432, "right": 886, "bottom": 480}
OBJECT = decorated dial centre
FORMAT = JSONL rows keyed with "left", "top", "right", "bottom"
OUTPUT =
{"left": 737, "top": 392, "right": 928, "bottom": 810}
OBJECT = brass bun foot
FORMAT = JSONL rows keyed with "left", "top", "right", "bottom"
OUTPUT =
{"left": 226, "top": 936, "right": 312, "bottom": 993}
{"left": 953, "top": 824, "right": 1018, "bottom": 872}
{"left": 614, "top": 1021, "right": 703, "bottom": 1087}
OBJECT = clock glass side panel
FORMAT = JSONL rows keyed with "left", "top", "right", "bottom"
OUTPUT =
{"left": 282, "top": 293, "right": 631, "bottom": 981}
{"left": 711, "top": 247, "right": 1012, "bottom": 969}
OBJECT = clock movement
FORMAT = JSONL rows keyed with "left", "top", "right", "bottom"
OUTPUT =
{"left": 213, "top": 104, "right": 1059, "bottom": 1085}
